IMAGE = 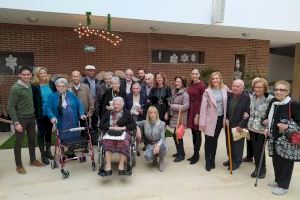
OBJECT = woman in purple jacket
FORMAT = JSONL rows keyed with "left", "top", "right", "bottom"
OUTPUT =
{"left": 199, "top": 72, "right": 227, "bottom": 171}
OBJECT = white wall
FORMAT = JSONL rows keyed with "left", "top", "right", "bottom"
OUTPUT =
{"left": 1, "top": 0, "right": 300, "bottom": 31}
{"left": 269, "top": 54, "right": 294, "bottom": 82}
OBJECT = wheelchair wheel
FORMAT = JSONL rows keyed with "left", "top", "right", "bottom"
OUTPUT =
{"left": 98, "top": 145, "right": 104, "bottom": 170}
{"left": 131, "top": 149, "right": 136, "bottom": 167}
{"left": 61, "top": 169, "right": 70, "bottom": 179}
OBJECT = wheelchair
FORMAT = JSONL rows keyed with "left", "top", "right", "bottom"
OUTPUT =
{"left": 97, "top": 129, "right": 137, "bottom": 176}
{"left": 50, "top": 126, "right": 96, "bottom": 179}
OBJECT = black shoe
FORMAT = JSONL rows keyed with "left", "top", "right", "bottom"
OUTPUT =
{"left": 67, "top": 153, "right": 77, "bottom": 159}
{"left": 174, "top": 156, "right": 185, "bottom": 162}
{"left": 258, "top": 168, "right": 266, "bottom": 179}
{"left": 42, "top": 157, "right": 49, "bottom": 165}
{"left": 242, "top": 157, "right": 253, "bottom": 162}
{"left": 210, "top": 159, "right": 215, "bottom": 169}
{"left": 118, "top": 170, "right": 126, "bottom": 175}
{"left": 228, "top": 165, "right": 239, "bottom": 171}
{"left": 251, "top": 169, "right": 258, "bottom": 178}
{"left": 137, "top": 151, "right": 141, "bottom": 157}
{"left": 223, "top": 160, "right": 229, "bottom": 166}
{"left": 187, "top": 155, "right": 195, "bottom": 161}
{"left": 172, "top": 153, "right": 178, "bottom": 158}
{"left": 190, "top": 155, "right": 199, "bottom": 165}
{"left": 100, "top": 169, "right": 112, "bottom": 177}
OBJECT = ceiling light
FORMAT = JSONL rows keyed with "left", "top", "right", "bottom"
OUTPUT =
{"left": 26, "top": 16, "right": 39, "bottom": 23}
{"left": 150, "top": 26, "right": 159, "bottom": 31}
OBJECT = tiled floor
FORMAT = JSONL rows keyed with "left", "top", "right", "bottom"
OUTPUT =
{"left": 0, "top": 129, "right": 299, "bottom": 200}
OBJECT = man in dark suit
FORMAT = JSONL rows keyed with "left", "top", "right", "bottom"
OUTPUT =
{"left": 120, "top": 69, "right": 135, "bottom": 95}
{"left": 224, "top": 79, "right": 250, "bottom": 170}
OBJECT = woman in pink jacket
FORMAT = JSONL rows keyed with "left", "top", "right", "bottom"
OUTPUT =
{"left": 199, "top": 72, "right": 227, "bottom": 171}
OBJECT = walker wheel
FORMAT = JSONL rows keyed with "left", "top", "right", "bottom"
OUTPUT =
{"left": 61, "top": 170, "right": 70, "bottom": 179}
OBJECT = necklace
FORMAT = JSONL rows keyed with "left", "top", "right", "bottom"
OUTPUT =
{"left": 157, "top": 87, "right": 164, "bottom": 105}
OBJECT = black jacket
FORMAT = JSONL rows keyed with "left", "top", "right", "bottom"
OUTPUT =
{"left": 99, "top": 109, "right": 136, "bottom": 132}
{"left": 31, "top": 81, "right": 56, "bottom": 120}
{"left": 125, "top": 92, "right": 148, "bottom": 121}
{"left": 99, "top": 88, "right": 126, "bottom": 118}
{"left": 226, "top": 91, "right": 250, "bottom": 128}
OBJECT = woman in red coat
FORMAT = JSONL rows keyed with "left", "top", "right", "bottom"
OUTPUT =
{"left": 186, "top": 68, "right": 206, "bottom": 164}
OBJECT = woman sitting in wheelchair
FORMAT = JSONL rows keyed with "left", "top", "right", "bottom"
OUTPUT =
{"left": 136, "top": 106, "right": 167, "bottom": 172}
{"left": 99, "top": 96, "right": 136, "bottom": 176}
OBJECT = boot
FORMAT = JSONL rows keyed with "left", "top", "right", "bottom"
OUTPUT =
{"left": 45, "top": 143, "right": 54, "bottom": 160}
{"left": 39, "top": 146, "right": 49, "bottom": 165}
{"left": 205, "top": 151, "right": 211, "bottom": 170}
{"left": 190, "top": 153, "right": 199, "bottom": 164}
{"left": 158, "top": 157, "right": 165, "bottom": 172}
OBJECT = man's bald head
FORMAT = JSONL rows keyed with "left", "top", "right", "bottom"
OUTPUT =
{"left": 71, "top": 70, "right": 81, "bottom": 84}
{"left": 232, "top": 79, "right": 245, "bottom": 95}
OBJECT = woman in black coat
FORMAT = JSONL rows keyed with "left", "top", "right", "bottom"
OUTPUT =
{"left": 31, "top": 67, "right": 56, "bottom": 165}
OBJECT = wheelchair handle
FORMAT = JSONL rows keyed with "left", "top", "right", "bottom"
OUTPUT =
{"left": 61, "top": 127, "right": 87, "bottom": 133}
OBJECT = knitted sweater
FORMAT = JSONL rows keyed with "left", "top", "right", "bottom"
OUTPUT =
{"left": 7, "top": 82, "right": 35, "bottom": 122}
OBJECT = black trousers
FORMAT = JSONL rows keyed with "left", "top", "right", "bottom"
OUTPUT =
{"left": 205, "top": 116, "right": 223, "bottom": 161}
{"left": 191, "top": 128, "right": 201, "bottom": 154}
{"left": 250, "top": 131, "right": 266, "bottom": 169}
{"left": 225, "top": 125, "right": 244, "bottom": 167}
{"left": 36, "top": 116, "right": 53, "bottom": 147}
{"left": 246, "top": 135, "right": 254, "bottom": 158}
{"left": 272, "top": 148, "right": 294, "bottom": 189}
{"left": 173, "top": 128, "right": 185, "bottom": 156}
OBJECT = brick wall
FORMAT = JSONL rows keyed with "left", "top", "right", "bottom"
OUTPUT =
{"left": 0, "top": 23, "right": 269, "bottom": 105}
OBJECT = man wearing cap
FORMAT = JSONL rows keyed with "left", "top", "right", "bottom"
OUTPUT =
{"left": 82, "top": 65, "right": 100, "bottom": 144}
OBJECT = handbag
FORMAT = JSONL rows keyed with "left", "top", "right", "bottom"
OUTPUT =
{"left": 288, "top": 101, "right": 300, "bottom": 145}
{"left": 107, "top": 129, "right": 124, "bottom": 137}
{"left": 176, "top": 106, "right": 185, "bottom": 141}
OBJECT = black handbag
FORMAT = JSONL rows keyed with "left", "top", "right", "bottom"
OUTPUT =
{"left": 107, "top": 129, "right": 124, "bottom": 137}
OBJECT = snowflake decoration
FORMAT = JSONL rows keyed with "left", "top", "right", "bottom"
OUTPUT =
{"left": 170, "top": 54, "right": 178, "bottom": 63}
{"left": 181, "top": 54, "right": 189, "bottom": 63}
{"left": 191, "top": 53, "right": 196, "bottom": 62}
{"left": 5, "top": 55, "right": 18, "bottom": 74}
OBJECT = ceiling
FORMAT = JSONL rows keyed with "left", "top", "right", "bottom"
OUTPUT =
{"left": 0, "top": 8, "right": 299, "bottom": 48}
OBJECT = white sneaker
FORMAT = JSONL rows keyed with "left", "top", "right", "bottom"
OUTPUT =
{"left": 272, "top": 187, "right": 288, "bottom": 195}
{"left": 267, "top": 181, "right": 278, "bottom": 187}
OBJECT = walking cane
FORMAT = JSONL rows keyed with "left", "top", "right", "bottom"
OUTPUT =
{"left": 226, "top": 124, "right": 233, "bottom": 174}
{"left": 254, "top": 134, "right": 267, "bottom": 187}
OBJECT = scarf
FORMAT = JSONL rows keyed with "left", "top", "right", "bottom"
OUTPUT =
{"left": 268, "top": 96, "right": 291, "bottom": 132}
{"left": 58, "top": 92, "right": 67, "bottom": 117}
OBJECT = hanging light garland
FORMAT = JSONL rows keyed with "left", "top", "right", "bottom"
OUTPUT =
{"left": 74, "top": 12, "right": 122, "bottom": 46}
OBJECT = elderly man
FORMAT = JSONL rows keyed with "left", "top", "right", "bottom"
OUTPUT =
{"left": 8, "top": 66, "right": 44, "bottom": 174}
{"left": 144, "top": 73, "right": 154, "bottom": 97}
{"left": 223, "top": 79, "right": 250, "bottom": 170}
{"left": 69, "top": 71, "right": 94, "bottom": 136}
{"left": 95, "top": 72, "right": 112, "bottom": 117}
{"left": 82, "top": 65, "right": 100, "bottom": 144}
{"left": 120, "top": 69, "right": 135, "bottom": 95}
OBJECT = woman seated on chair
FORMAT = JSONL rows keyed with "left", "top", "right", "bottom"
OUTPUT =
{"left": 99, "top": 96, "right": 136, "bottom": 176}
{"left": 136, "top": 106, "right": 167, "bottom": 172}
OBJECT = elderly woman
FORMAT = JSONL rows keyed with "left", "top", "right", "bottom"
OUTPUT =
{"left": 99, "top": 97, "right": 136, "bottom": 176}
{"left": 247, "top": 77, "right": 273, "bottom": 178}
{"left": 199, "top": 72, "right": 227, "bottom": 171}
{"left": 31, "top": 67, "right": 56, "bottom": 165}
{"left": 100, "top": 76, "right": 126, "bottom": 118}
{"left": 47, "top": 78, "right": 86, "bottom": 150}
{"left": 265, "top": 80, "right": 300, "bottom": 195}
{"left": 169, "top": 76, "right": 190, "bottom": 162}
{"left": 136, "top": 106, "right": 167, "bottom": 172}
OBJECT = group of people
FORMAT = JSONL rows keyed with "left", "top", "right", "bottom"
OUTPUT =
{"left": 7, "top": 65, "right": 300, "bottom": 196}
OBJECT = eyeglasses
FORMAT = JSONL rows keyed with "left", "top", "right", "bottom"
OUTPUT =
{"left": 274, "top": 88, "right": 287, "bottom": 92}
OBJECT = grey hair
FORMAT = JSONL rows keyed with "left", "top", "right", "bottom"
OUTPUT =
{"left": 132, "top": 82, "right": 141, "bottom": 89}
{"left": 145, "top": 73, "right": 154, "bottom": 80}
{"left": 233, "top": 79, "right": 245, "bottom": 88}
{"left": 55, "top": 78, "right": 68, "bottom": 86}
{"left": 111, "top": 76, "right": 120, "bottom": 84}
{"left": 112, "top": 96, "right": 124, "bottom": 107}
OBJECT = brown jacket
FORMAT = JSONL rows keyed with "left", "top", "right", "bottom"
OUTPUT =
{"left": 68, "top": 83, "right": 94, "bottom": 116}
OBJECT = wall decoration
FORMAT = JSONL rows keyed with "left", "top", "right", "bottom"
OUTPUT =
{"left": 0, "top": 52, "right": 34, "bottom": 75}
{"left": 152, "top": 50, "right": 204, "bottom": 64}
{"left": 233, "top": 54, "right": 245, "bottom": 79}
